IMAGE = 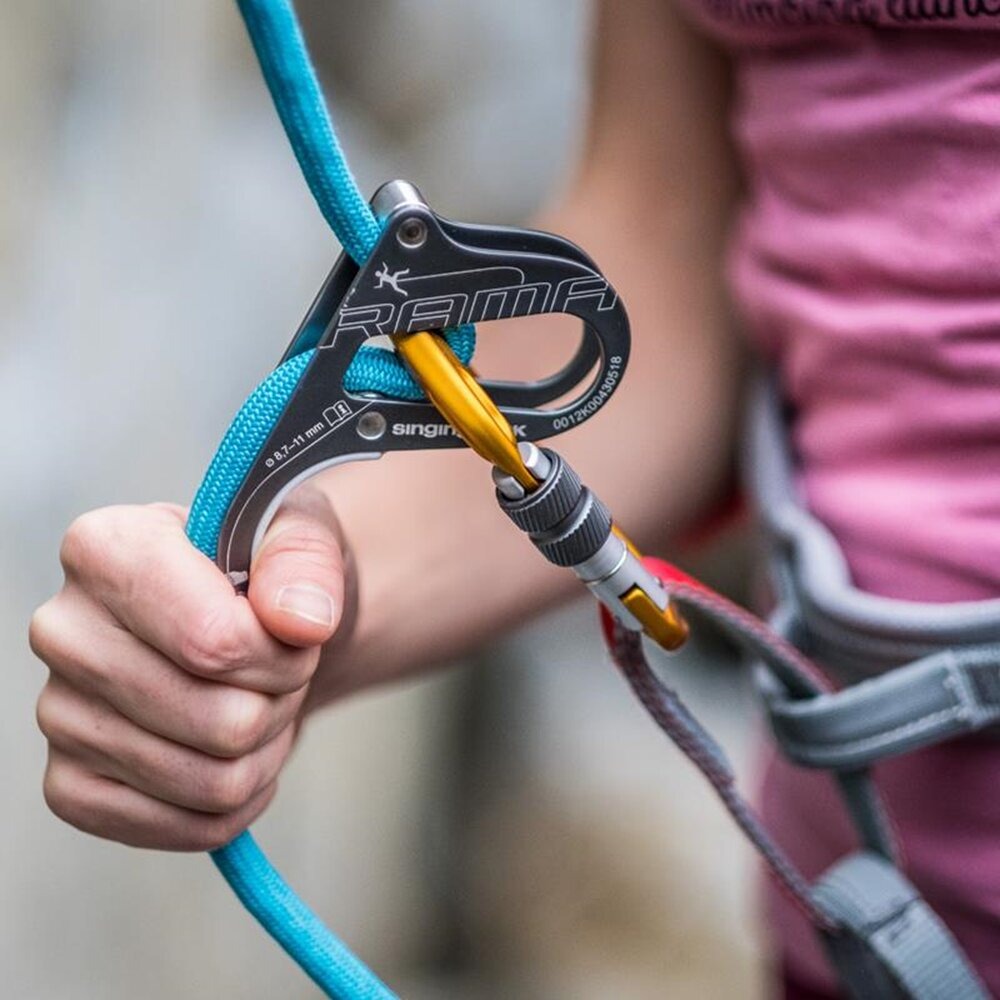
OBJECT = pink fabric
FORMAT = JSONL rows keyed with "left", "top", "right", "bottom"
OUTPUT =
{"left": 670, "top": 6, "right": 1000, "bottom": 994}
{"left": 725, "top": 29, "right": 1000, "bottom": 604}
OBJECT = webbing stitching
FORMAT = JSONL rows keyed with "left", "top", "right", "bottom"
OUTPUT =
{"left": 776, "top": 705, "right": 967, "bottom": 765}
{"left": 773, "top": 659, "right": 1000, "bottom": 767}
{"left": 792, "top": 590, "right": 998, "bottom": 671}
{"left": 968, "top": 659, "right": 1000, "bottom": 705}
{"left": 949, "top": 660, "right": 1000, "bottom": 727}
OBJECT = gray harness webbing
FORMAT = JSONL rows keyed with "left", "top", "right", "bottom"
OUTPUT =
{"left": 604, "top": 375, "right": 994, "bottom": 999}
{"left": 750, "top": 375, "right": 993, "bottom": 999}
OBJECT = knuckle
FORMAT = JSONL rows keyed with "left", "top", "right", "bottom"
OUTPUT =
{"left": 28, "top": 602, "right": 59, "bottom": 663}
{"left": 42, "top": 761, "right": 79, "bottom": 825}
{"left": 280, "top": 647, "right": 320, "bottom": 692}
{"left": 197, "top": 811, "right": 248, "bottom": 852}
{"left": 35, "top": 685, "right": 61, "bottom": 741}
{"left": 60, "top": 508, "right": 116, "bottom": 576}
{"left": 29, "top": 602, "right": 104, "bottom": 689}
{"left": 209, "top": 690, "right": 271, "bottom": 758}
{"left": 185, "top": 827, "right": 223, "bottom": 852}
{"left": 179, "top": 605, "right": 250, "bottom": 677}
{"left": 200, "top": 757, "right": 259, "bottom": 813}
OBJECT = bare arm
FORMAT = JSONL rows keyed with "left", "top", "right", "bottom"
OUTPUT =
{"left": 313, "top": 0, "right": 741, "bottom": 700}
{"left": 30, "top": 1, "right": 740, "bottom": 849}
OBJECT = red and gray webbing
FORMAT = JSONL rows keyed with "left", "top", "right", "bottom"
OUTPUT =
{"left": 600, "top": 562, "right": 989, "bottom": 1000}
{"left": 491, "top": 430, "right": 989, "bottom": 1000}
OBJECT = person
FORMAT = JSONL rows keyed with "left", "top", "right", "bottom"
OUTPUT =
{"left": 28, "top": 2, "right": 1000, "bottom": 996}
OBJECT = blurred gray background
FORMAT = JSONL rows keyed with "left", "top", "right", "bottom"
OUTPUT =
{"left": 2, "top": 3, "right": 766, "bottom": 997}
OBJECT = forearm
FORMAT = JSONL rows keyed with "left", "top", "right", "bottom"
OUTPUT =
{"left": 308, "top": 1, "right": 741, "bottom": 704}
{"left": 311, "top": 203, "right": 740, "bottom": 701}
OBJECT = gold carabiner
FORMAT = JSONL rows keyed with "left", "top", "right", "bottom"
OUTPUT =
{"left": 391, "top": 329, "right": 689, "bottom": 652}
{"left": 390, "top": 330, "right": 539, "bottom": 490}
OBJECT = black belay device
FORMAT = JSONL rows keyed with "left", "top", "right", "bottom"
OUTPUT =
{"left": 217, "top": 181, "right": 630, "bottom": 580}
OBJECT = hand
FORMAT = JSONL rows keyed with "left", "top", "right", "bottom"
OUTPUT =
{"left": 30, "top": 486, "right": 354, "bottom": 851}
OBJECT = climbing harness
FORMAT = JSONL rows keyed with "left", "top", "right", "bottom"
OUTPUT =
{"left": 171, "top": 1, "right": 993, "bottom": 997}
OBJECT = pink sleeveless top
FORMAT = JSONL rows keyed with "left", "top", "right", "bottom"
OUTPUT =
{"left": 671, "top": 3, "right": 1000, "bottom": 992}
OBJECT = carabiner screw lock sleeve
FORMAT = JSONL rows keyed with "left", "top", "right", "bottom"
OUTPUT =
{"left": 494, "top": 444, "right": 689, "bottom": 651}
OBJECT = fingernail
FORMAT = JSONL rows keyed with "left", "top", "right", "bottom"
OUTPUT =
{"left": 276, "top": 585, "right": 336, "bottom": 627}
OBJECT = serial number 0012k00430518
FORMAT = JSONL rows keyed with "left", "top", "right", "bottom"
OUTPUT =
{"left": 550, "top": 354, "right": 622, "bottom": 431}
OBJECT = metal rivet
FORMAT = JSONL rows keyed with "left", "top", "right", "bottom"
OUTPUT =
{"left": 357, "top": 410, "right": 387, "bottom": 441}
{"left": 396, "top": 217, "right": 427, "bottom": 249}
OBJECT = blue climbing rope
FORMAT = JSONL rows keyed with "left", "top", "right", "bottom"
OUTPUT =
{"left": 185, "top": 0, "right": 482, "bottom": 995}
{"left": 236, "top": 0, "right": 474, "bottom": 400}
{"left": 188, "top": 346, "right": 397, "bottom": 1000}
{"left": 238, "top": 0, "right": 380, "bottom": 261}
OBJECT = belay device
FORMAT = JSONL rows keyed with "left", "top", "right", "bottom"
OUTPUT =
{"left": 169, "top": 2, "right": 992, "bottom": 998}
{"left": 214, "top": 179, "right": 632, "bottom": 580}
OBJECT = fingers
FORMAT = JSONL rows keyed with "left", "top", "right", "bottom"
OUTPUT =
{"left": 37, "top": 676, "right": 296, "bottom": 815}
{"left": 248, "top": 485, "right": 347, "bottom": 648}
{"left": 43, "top": 748, "right": 278, "bottom": 852}
{"left": 57, "top": 504, "right": 319, "bottom": 694}
{"left": 31, "top": 590, "right": 310, "bottom": 756}
{"left": 33, "top": 495, "right": 356, "bottom": 852}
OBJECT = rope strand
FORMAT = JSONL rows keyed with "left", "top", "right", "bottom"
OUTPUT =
{"left": 185, "top": 1, "right": 489, "bottom": 994}
{"left": 235, "top": 0, "right": 474, "bottom": 395}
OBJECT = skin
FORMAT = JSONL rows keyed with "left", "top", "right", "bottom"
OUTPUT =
{"left": 30, "top": 1, "right": 740, "bottom": 852}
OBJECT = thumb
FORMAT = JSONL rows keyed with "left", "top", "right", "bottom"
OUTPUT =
{"left": 247, "top": 487, "right": 347, "bottom": 648}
